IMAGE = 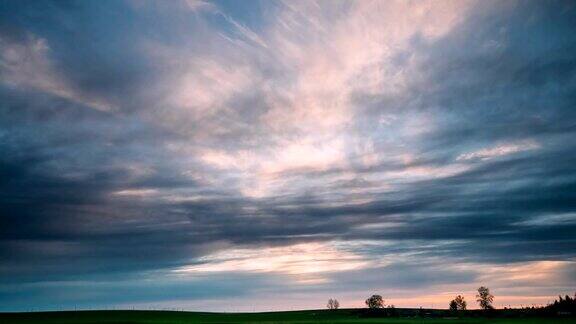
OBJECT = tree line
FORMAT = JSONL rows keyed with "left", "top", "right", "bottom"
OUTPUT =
{"left": 327, "top": 286, "right": 576, "bottom": 313}
{"left": 326, "top": 286, "right": 495, "bottom": 311}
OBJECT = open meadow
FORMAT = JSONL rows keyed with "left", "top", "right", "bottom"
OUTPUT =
{"left": 1, "top": 310, "right": 575, "bottom": 324}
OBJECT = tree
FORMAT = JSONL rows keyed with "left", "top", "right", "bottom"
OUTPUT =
{"left": 449, "top": 295, "right": 467, "bottom": 311}
{"left": 327, "top": 298, "right": 340, "bottom": 310}
{"left": 449, "top": 300, "right": 458, "bottom": 311}
{"left": 365, "top": 295, "right": 384, "bottom": 309}
{"left": 547, "top": 292, "right": 576, "bottom": 313}
{"left": 476, "top": 286, "right": 494, "bottom": 310}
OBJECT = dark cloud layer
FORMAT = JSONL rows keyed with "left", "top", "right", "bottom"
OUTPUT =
{"left": 1, "top": 0, "right": 575, "bottom": 311}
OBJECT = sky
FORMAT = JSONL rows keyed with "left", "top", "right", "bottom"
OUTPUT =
{"left": 0, "top": 0, "right": 576, "bottom": 312}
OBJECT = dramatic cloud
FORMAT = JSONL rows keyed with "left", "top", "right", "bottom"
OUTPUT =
{"left": 1, "top": 0, "right": 575, "bottom": 311}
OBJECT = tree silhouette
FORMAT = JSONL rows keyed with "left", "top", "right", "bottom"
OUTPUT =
{"left": 327, "top": 298, "right": 340, "bottom": 310}
{"left": 449, "top": 295, "right": 467, "bottom": 311}
{"left": 365, "top": 295, "right": 384, "bottom": 309}
{"left": 476, "top": 286, "right": 494, "bottom": 310}
{"left": 547, "top": 293, "right": 576, "bottom": 314}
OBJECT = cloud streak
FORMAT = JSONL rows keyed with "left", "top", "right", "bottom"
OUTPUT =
{"left": 0, "top": 0, "right": 575, "bottom": 311}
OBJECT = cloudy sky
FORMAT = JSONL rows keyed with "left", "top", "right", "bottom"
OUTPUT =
{"left": 1, "top": 0, "right": 576, "bottom": 312}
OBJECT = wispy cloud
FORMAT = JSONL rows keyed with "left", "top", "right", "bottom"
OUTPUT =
{"left": 457, "top": 140, "right": 540, "bottom": 161}
{"left": 0, "top": 34, "right": 113, "bottom": 111}
{"left": 1, "top": 0, "right": 575, "bottom": 311}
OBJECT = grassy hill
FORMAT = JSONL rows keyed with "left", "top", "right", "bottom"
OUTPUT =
{"left": 1, "top": 309, "right": 575, "bottom": 324}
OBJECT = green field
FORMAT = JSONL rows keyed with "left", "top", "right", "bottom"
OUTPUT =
{"left": 1, "top": 310, "right": 575, "bottom": 324}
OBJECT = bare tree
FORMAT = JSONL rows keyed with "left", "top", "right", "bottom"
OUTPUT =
{"left": 365, "top": 295, "right": 384, "bottom": 309}
{"left": 449, "top": 295, "right": 467, "bottom": 311}
{"left": 327, "top": 298, "right": 340, "bottom": 310}
{"left": 476, "top": 286, "right": 494, "bottom": 310}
